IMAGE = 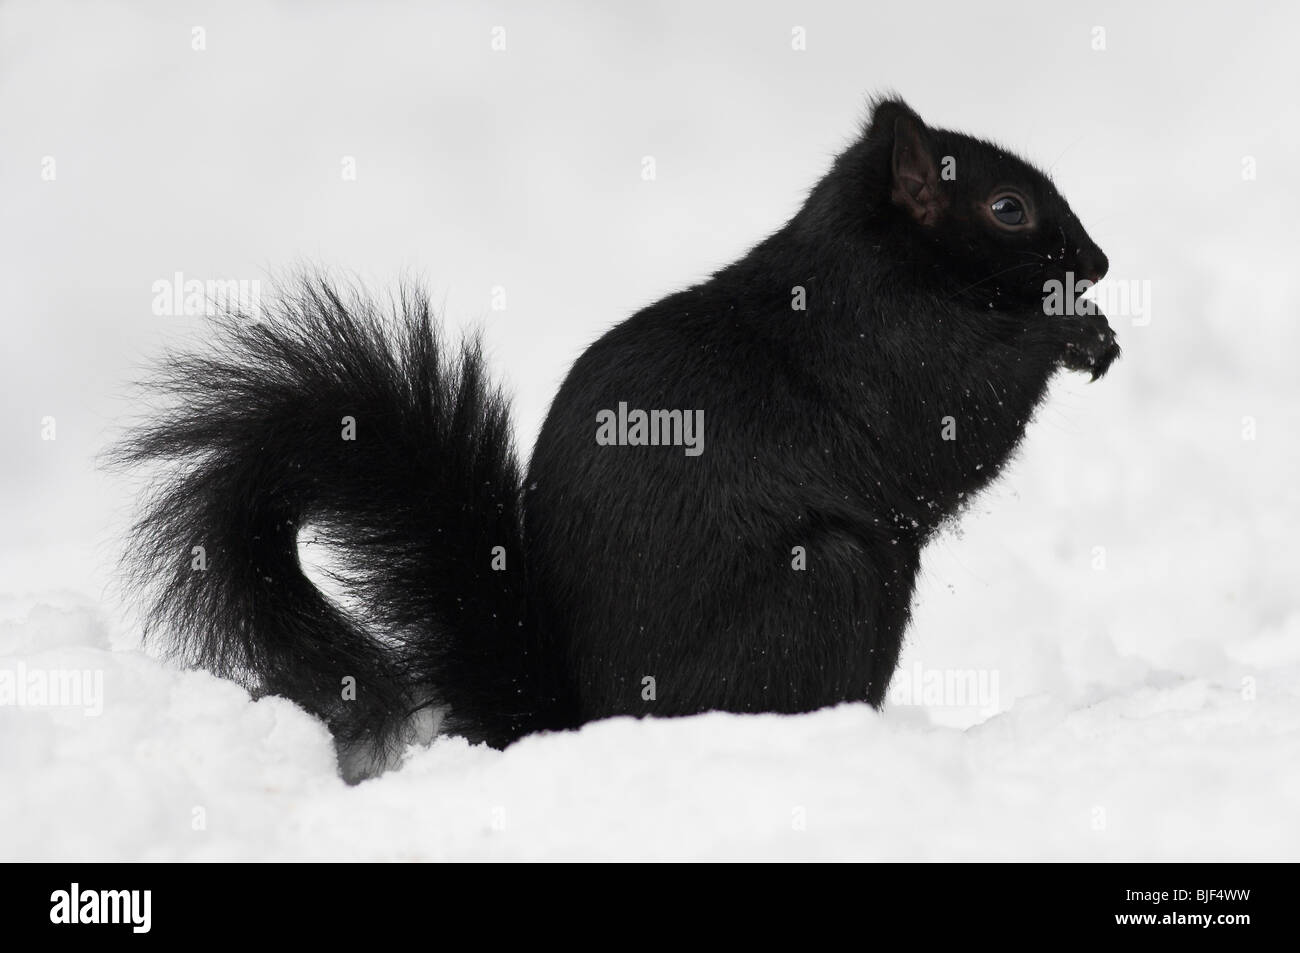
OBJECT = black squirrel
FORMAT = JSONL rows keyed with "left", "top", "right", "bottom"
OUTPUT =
{"left": 116, "top": 97, "right": 1118, "bottom": 778}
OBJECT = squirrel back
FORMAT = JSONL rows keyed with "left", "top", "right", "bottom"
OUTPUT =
{"left": 116, "top": 97, "right": 1118, "bottom": 778}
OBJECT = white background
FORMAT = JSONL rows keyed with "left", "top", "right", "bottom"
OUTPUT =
{"left": 2, "top": 1, "right": 1297, "bottom": 860}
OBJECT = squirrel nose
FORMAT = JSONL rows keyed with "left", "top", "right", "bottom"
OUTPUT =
{"left": 1080, "top": 248, "right": 1109, "bottom": 286}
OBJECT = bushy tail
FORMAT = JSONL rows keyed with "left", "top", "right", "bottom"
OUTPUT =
{"left": 112, "top": 275, "right": 541, "bottom": 777}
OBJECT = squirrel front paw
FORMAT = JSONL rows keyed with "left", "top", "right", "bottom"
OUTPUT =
{"left": 1060, "top": 314, "right": 1120, "bottom": 381}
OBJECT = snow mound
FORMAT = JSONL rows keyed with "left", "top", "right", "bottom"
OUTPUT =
{"left": 2, "top": 595, "right": 1295, "bottom": 861}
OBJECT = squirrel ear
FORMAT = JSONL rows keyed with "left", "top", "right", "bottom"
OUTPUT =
{"left": 890, "top": 114, "right": 944, "bottom": 226}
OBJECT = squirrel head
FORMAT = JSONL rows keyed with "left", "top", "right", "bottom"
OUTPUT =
{"left": 804, "top": 96, "right": 1110, "bottom": 314}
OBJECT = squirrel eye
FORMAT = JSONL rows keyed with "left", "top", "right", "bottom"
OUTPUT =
{"left": 990, "top": 196, "right": 1027, "bottom": 226}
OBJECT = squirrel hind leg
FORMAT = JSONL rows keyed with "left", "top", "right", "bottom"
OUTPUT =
{"left": 336, "top": 704, "right": 448, "bottom": 783}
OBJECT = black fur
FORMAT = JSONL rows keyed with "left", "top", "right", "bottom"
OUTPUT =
{"left": 117, "top": 97, "right": 1117, "bottom": 775}
{"left": 112, "top": 279, "right": 540, "bottom": 775}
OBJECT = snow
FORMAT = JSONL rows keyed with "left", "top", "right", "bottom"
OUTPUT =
{"left": 3, "top": 1, "right": 1298, "bottom": 860}
{"left": 2, "top": 590, "right": 1297, "bottom": 861}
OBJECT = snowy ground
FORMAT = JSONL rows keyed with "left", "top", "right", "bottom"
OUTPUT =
{"left": 3, "top": 1, "right": 1298, "bottom": 860}
{"left": 3, "top": 590, "right": 1297, "bottom": 861}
